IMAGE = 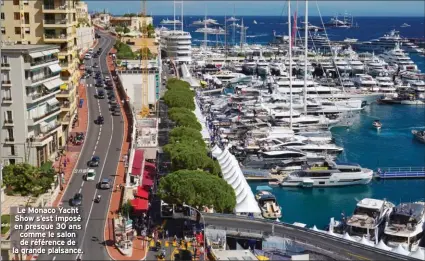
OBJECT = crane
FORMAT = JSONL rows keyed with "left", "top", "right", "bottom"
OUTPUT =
{"left": 139, "top": 0, "right": 150, "bottom": 118}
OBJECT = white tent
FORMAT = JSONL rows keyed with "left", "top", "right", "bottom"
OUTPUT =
{"left": 376, "top": 240, "right": 392, "bottom": 251}
{"left": 359, "top": 236, "right": 374, "bottom": 247}
{"left": 409, "top": 247, "right": 425, "bottom": 260}
{"left": 342, "top": 232, "right": 355, "bottom": 242}
{"left": 392, "top": 244, "right": 410, "bottom": 256}
{"left": 311, "top": 225, "right": 319, "bottom": 231}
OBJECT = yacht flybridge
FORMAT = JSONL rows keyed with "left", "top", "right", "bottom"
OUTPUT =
{"left": 383, "top": 202, "right": 425, "bottom": 251}
{"left": 280, "top": 160, "right": 373, "bottom": 187}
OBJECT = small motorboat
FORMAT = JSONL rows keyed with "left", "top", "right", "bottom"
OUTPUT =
{"left": 412, "top": 129, "right": 425, "bottom": 143}
{"left": 373, "top": 120, "right": 382, "bottom": 130}
{"left": 400, "top": 23, "right": 411, "bottom": 28}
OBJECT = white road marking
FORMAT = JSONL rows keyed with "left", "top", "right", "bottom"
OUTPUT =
{"left": 52, "top": 256, "right": 56, "bottom": 261}
{"left": 94, "top": 145, "right": 97, "bottom": 151}
{"left": 76, "top": 35, "right": 114, "bottom": 260}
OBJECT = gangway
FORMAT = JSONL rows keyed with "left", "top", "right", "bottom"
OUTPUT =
{"left": 375, "top": 167, "right": 425, "bottom": 179}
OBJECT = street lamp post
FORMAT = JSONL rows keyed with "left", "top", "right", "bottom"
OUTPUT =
{"left": 183, "top": 204, "right": 206, "bottom": 261}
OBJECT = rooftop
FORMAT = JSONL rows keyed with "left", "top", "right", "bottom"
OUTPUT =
{"left": 212, "top": 250, "right": 258, "bottom": 261}
{"left": 1, "top": 44, "right": 60, "bottom": 53}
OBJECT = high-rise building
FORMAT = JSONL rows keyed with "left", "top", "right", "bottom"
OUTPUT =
{"left": 1, "top": 45, "right": 66, "bottom": 167}
{"left": 1, "top": 0, "right": 81, "bottom": 146}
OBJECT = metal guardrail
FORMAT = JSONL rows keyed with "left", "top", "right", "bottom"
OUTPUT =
{"left": 381, "top": 167, "right": 425, "bottom": 173}
{"left": 203, "top": 213, "right": 414, "bottom": 260}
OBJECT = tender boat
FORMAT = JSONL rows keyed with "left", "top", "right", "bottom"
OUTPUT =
{"left": 373, "top": 120, "right": 382, "bottom": 130}
{"left": 400, "top": 23, "right": 411, "bottom": 28}
{"left": 255, "top": 187, "right": 282, "bottom": 220}
{"left": 383, "top": 202, "right": 425, "bottom": 251}
{"left": 412, "top": 130, "right": 425, "bottom": 143}
{"left": 280, "top": 160, "right": 373, "bottom": 187}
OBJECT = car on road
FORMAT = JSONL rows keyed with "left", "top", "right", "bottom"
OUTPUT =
{"left": 109, "top": 96, "right": 116, "bottom": 102}
{"left": 88, "top": 156, "right": 100, "bottom": 167}
{"left": 71, "top": 193, "right": 83, "bottom": 206}
{"left": 112, "top": 109, "right": 121, "bottom": 116}
{"left": 95, "top": 80, "right": 104, "bottom": 87}
{"left": 84, "top": 54, "right": 91, "bottom": 60}
{"left": 96, "top": 115, "right": 104, "bottom": 124}
{"left": 98, "top": 178, "right": 112, "bottom": 189}
{"left": 95, "top": 33, "right": 100, "bottom": 39}
{"left": 106, "top": 81, "right": 113, "bottom": 87}
{"left": 85, "top": 169, "right": 96, "bottom": 181}
{"left": 97, "top": 90, "right": 105, "bottom": 99}
{"left": 93, "top": 53, "right": 99, "bottom": 58}
{"left": 93, "top": 63, "right": 99, "bottom": 68}
{"left": 108, "top": 92, "right": 115, "bottom": 99}
{"left": 110, "top": 100, "right": 118, "bottom": 107}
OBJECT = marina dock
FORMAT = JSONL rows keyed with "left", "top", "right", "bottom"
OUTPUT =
{"left": 374, "top": 167, "right": 425, "bottom": 179}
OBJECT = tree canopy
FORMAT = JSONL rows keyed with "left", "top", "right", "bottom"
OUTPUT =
{"left": 169, "top": 112, "right": 201, "bottom": 130}
{"left": 158, "top": 170, "right": 236, "bottom": 213}
{"left": 3, "top": 162, "right": 56, "bottom": 196}
{"left": 114, "top": 40, "right": 136, "bottom": 59}
{"left": 169, "top": 127, "right": 205, "bottom": 145}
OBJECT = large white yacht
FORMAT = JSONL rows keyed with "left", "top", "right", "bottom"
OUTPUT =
{"left": 380, "top": 43, "right": 419, "bottom": 72}
{"left": 365, "top": 54, "right": 395, "bottom": 77}
{"left": 383, "top": 202, "right": 425, "bottom": 251}
{"left": 340, "top": 198, "right": 395, "bottom": 243}
{"left": 375, "top": 76, "right": 397, "bottom": 93}
{"left": 280, "top": 160, "right": 373, "bottom": 187}
{"left": 352, "top": 74, "right": 378, "bottom": 91}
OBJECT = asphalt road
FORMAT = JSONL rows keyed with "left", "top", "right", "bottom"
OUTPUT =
{"left": 37, "top": 31, "right": 123, "bottom": 261}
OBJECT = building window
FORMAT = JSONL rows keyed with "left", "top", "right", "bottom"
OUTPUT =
{"left": 1, "top": 27, "right": 5, "bottom": 34}
{"left": 25, "top": 28, "right": 30, "bottom": 34}
{"left": 6, "top": 111, "right": 13, "bottom": 122}
{"left": 1, "top": 55, "right": 8, "bottom": 64}
{"left": 24, "top": 13, "right": 29, "bottom": 24}
{"left": 23, "top": 0, "right": 29, "bottom": 5}
{"left": 1, "top": 13, "right": 4, "bottom": 20}
{"left": 9, "top": 159, "right": 15, "bottom": 165}
{"left": 13, "top": 0, "right": 19, "bottom": 5}
{"left": 7, "top": 129, "right": 14, "bottom": 140}
{"left": 11, "top": 146, "right": 16, "bottom": 156}
{"left": 15, "top": 27, "right": 21, "bottom": 35}
{"left": 14, "top": 12, "right": 20, "bottom": 20}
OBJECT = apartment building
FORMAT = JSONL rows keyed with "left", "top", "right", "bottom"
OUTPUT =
{"left": 1, "top": 45, "right": 67, "bottom": 167}
{"left": 0, "top": 0, "right": 81, "bottom": 147}
{"left": 109, "top": 16, "right": 153, "bottom": 32}
{"left": 76, "top": 1, "right": 91, "bottom": 24}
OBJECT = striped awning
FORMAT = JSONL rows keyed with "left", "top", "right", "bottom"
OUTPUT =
{"left": 49, "top": 64, "right": 62, "bottom": 73}
{"left": 43, "top": 78, "right": 64, "bottom": 90}
{"left": 42, "top": 49, "right": 60, "bottom": 56}
{"left": 46, "top": 98, "right": 59, "bottom": 106}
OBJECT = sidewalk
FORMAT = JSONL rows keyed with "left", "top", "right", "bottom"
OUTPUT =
{"left": 104, "top": 47, "right": 148, "bottom": 260}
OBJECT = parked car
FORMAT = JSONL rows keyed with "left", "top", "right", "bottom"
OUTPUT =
{"left": 93, "top": 63, "right": 99, "bottom": 68}
{"left": 98, "top": 178, "right": 112, "bottom": 189}
{"left": 112, "top": 109, "right": 121, "bottom": 116}
{"left": 97, "top": 90, "right": 105, "bottom": 99}
{"left": 95, "top": 81, "right": 104, "bottom": 87}
{"left": 71, "top": 193, "right": 83, "bottom": 206}
{"left": 93, "top": 53, "right": 99, "bottom": 58}
{"left": 84, "top": 54, "right": 91, "bottom": 60}
{"left": 88, "top": 156, "right": 100, "bottom": 167}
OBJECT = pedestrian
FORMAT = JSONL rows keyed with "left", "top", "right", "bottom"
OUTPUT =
{"left": 63, "top": 161, "right": 67, "bottom": 168}
{"left": 165, "top": 230, "right": 169, "bottom": 239}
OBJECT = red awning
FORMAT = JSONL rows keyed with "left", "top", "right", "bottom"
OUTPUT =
{"left": 131, "top": 198, "right": 148, "bottom": 211}
{"left": 131, "top": 149, "right": 144, "bottom": 176}
{"left": 136, "top": 186, "right": 149, "bottom": 199}
{"left": 142, "top": 177, "right": 154, "bottom": 187}
{"left": 144, "top": 162, "right": 156, "bottom": 170}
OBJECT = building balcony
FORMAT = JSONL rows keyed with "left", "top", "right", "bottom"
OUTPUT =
{"left": 32, "top": 121, "right": 62, "bottom": 145}
{"left": 44, "top": 33, "right": 73, "bottom": 43}
{"left": 60, "top": 114, "right": 72, "bottom": 125}
{"left": 2, "top": 97, "right": 12, "bottom": 104}
{"left": 1, "top": 63, "right": 10, "bottom": 69}
{"left": 29, "top": 57, "right": 59, "bottom": 67}
{"left": 27, "top": 105, "right": 61, "bottom": 126}
{"left": 44, "top": 19, "right": 73, "bottom": 28}
{"left": 1, "top": 80, "right": 11, "bottom": 87}
{"left": 56, "top": 86, "right": 74, "bottom": 98}
{"left": 26, "top": 89, "right": 61, "bottom": 104}
{"left": 4, "top": 137, "right": 15, "bottom": 144}
{"left": 60, "top": 102, "right": 71, "bottom": 111}
{"left": 3, "top": 119, "right": 14, "bottom": 127}
{"left": 43, "top": 4, "right": 76, "bottom": 13}
{"left": 27, "top": 74, "right": 61, "bottom": 87}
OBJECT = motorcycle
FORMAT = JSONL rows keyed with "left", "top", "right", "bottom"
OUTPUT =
{"left": 95, "top": 195, "right": 101, "bottom": 203}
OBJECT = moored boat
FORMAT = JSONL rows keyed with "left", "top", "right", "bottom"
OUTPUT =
{"left": 255, "top": 187, "right": 282, "bottom": 220}
{"left": 412, "top": 130, "right": 425, "bottom": 143}
{"left": 373, "top": 120, "right": 382, "bottom": 130}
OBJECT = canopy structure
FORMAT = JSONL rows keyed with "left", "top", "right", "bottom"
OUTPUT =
{"left": 49, "top": 64, "right": 62, "bottom": 73}
{"left": 135, "top": 186, "right": 149, "bottom": 199}
{"left": 131, "top": 149, "right": 144, "bottom": 176}
{"left": 409, "top": 247, "right": 424, "bottom": 260}
{"left": 359, "top": 236, "right": 374, "bottom": 247}
{"left": 392, "top": 244, "right": 410, "bottom": 256}
{"left": 43, "top": 78, "right": 64, "bottom": 90}
{"left": 131, "top": 198, "right": 148, "bottom": 211}
{"left": 256, "top": 185, "right": 272, "bottom": 191}
{"left": 342, "top": 232, "right": 355, "bottom": 242}
{"left": 376, "top": 240, "right": 392, "bottom": 251}
{"left": 211, "top": 145, "right": 261, "bottom": 214}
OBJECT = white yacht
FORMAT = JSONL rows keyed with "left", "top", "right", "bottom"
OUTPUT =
{"left": 352, "top": 74, "right": 378, "bottom": 91}
{"left": 375, "top": 76, "right": 397, "bottom": 93}
{"left": 383, "top": 202, "right": 425, "bottom": 251}
{"left": 380, "top": 43, "right": 419, "bottom": 72}
{"left": 192, "top": 18, "right": 219, "bottom": 26}
{"left": 242, "top": 61, "right": 257, "bottom": 75}
{"left": 341, "top": 198, "right": 395, "bottom": 243}
{"left": 333, "top": 56, "right": 352, "bottom": 73}
{"left": 160, "top": 18, "right": 181, "bottom": 25}
{"left": 262, "top": 138, "right": 344, "bottom": 156}
{"left": 365, "top": 54, "right": 394, "bottom": 77}
{"left": 400, "top": 23, "right": 411, "bottom": 28}
{"left": 280, "top": 160, "right": 373, "bottom": 187}
{"left": 211, "top": 71, "right": 246, "bottom": 85}
{"left": 256, "top": 59, "right": 270, "bottom": 76}
{"left": 270, "top": 61, "right": 286, "bottom": 76}
{"left": 255, "top": 190, "right": 282, "bottom": 220}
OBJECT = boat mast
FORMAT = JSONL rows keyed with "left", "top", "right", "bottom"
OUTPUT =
{"left": 173, "top": 0, "right": 176, "bottom": 31}
{"left": 240, "top": 18, "right": 244, "bottom": 49}
{"left": 204, "top": 6, "right": 207, "bottom": 49}
{"left": 181, "top": 0, "right": 184, "bottom": 32}
{"left": 232, "top": 4, "right": 236, "bottom": 46}
{"left": 288, "top": 0, "right": 293, "bottom": 129}
{"left": 225, "top": 14, "right": 228, "bottom": 61}
{"left": 303, "top": 0, "right": 308, "bottom": 115}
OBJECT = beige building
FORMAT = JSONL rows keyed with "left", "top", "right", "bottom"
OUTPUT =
{"left": 76, "top": 1, "right": 91, "bottom": 25}
{"left": 92, "top": 13, "right": 111, "bottom": 28}
{"left": 110, "top": 16, "right": 153, "bottom": 32}
{"left": 0, "top": 0, "right": 81, "bottom": 147}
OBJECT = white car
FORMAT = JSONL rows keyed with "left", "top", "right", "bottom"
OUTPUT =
{"left": 86, "top": 169, "right": 96, "bottom": 181}
{"left": 84, "top": 54, "right": 91, "bottom": 60}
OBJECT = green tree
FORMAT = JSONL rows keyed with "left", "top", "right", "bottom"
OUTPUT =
{"left": 158, "top": 170, "right": 236, "bottom": 213}
{"left": 115, "top": 26, "right": 124, "bottom": 33}
{"left": 3, "top": 162, "right": 55, "bottom": 197}
{"left": 163, "top": 91, "right": 195, "bottom": 110}
{"left": 123, "top": 27, "right": 130, "bottom": 34}
{"left": 169, "top": 112, "right": 201, "bottom": 130}
{"left": 147, "top": 23, "right": 155, "bottom": 38}
{"left": 166, "top": 78, "right": 190, "bottom": 90}
{"left": 169, "top": 126, "right": 205, "bottom": 146}
{"left": 114, "top": 40, "right": 136, "bottom": 59}
{"left": 120, "top": 200, "right": 133, "bottom": 217}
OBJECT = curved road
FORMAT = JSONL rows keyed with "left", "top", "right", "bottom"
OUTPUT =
{"left": 38, "top": 32, "right": 122, "bottom": 261}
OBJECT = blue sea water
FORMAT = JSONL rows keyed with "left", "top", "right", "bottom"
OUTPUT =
{"left": 157, "top": 15, "right": 425, "bottom": 227}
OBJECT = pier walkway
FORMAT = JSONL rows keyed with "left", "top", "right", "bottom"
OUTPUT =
{"left": 375, "top": 167, "right": 425, "bottom": 179}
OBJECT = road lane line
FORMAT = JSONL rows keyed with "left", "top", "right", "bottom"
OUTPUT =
{"left": 52, "top": 256, "right": 56, "bottom": 261}
{"left": 76, "top": 36, "right": 113, "bottom": 261}
{"left": 346, "top": 252, "right": 372, "bottom": 261}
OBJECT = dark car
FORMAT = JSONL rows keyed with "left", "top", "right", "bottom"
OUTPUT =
{"left": 109, "top": 96, "right": 116, "bottom": 102}
{"left": 93, "top": 53, "right": 99, "bottom": 58}
{"left": 88, "top": 156, "right": 100, "bottom": 167}
{"left": 98, "top": 178, "right": 112, "bottom": 189}
{"left": 106, "top": 81, "right": 113, "bottom": 87}
{"left": 71, "top": 193, "right": 83, "bottom": 206}
{"left": 96, "top": 115, "right": 104, "bottom": 124}
{"left": 108, "top": 92, "right": 115, "bottom": 98}
{"left": 95, "top": 81, "right": 104, "bottom": 87}
{"left": 97, "top": 90, "right": 105, "bottom": 99}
